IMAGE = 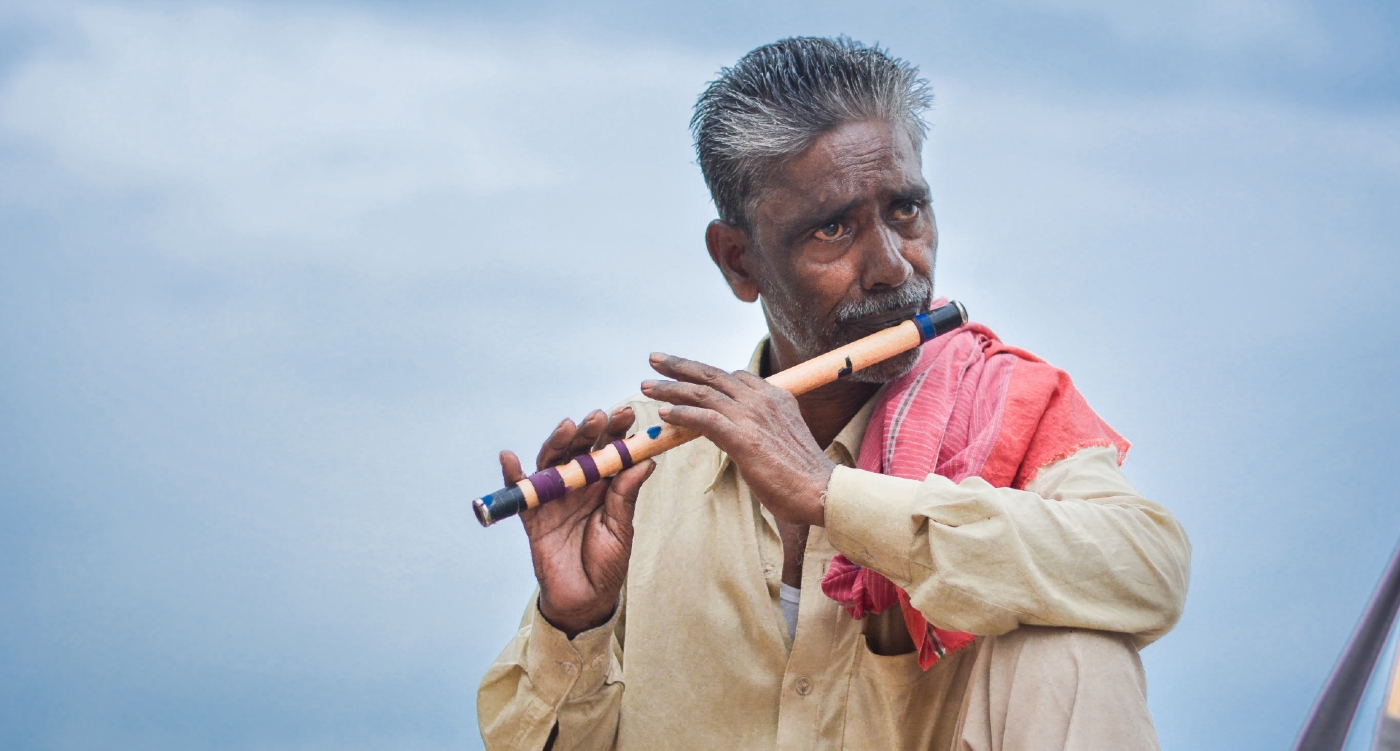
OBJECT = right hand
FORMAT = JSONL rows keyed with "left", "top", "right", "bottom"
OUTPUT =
{"left": 500, "top": 406, "right": 655, "bottom": 637}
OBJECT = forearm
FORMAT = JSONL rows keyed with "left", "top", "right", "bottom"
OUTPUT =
{"left": 824, "top": 447, "right": 1191, "bottom": 645}
{"left": 478, "top": 595, "right": 625, "bottom": 751}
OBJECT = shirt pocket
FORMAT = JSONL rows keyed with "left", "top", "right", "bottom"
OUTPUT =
{"left": 840, "top": 635, "right": 964, "bottom": 751}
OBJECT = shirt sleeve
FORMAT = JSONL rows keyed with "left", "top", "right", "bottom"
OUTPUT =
{"left": 477, "top": 591, "right": 625, "bottom": 751}
{"left": 822, "top": 446, "right": 1191, "bottom": 647}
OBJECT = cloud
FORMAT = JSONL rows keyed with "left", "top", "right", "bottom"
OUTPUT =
{"left": 926, "top": 77, "right": 1400, "bottom": 344}
{"left": 0, "top": 5, "right": 715, "bottom": 265}
{"left": 2, "top": 3, "right": 1399, "bottom": 750}
{"left": 997, "top": 0, "right": 1329, "bottom": 55}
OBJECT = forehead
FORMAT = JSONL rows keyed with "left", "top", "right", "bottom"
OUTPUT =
{"left": 755, "top": 120, "right": 925, "bottom": 228}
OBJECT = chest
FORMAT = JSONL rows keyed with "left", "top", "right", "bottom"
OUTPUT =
{"left": 620, "top": 445, "right": 970, "bottom": 751}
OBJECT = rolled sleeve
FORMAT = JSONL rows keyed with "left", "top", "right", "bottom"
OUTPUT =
{"left": 478, "top": 594, "right": 625, "bottom": 751}
{"left": 824, "top": 465, "right": 931, "bottom": 586}
{"left": 820, "top": 448, "right": 1191, "bottom": 644}
{"left": 523, "top": 598, "right": 621, "bottom": 705}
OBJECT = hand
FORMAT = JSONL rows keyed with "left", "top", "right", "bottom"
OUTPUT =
{"left": 501, "top": 407, "right": 655, "bottom": 638}
{"left": 641, "top": 354, "right": 835, "bottom": 527}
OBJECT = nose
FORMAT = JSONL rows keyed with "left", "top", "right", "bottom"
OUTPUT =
{"left": 860, "top": 224, "right": 912, "bottom": 291}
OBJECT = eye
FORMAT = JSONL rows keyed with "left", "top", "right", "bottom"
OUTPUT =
{"left": 813, "top": 221, "right": 845, "bottom": 241}
{"left": 891, "top": 201, "right": 920, "bottom": 221}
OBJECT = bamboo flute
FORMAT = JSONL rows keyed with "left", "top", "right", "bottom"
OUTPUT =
{"left": 472, "top": 300, "right": 967, "bottom": 527}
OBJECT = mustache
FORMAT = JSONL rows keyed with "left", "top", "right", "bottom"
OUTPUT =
{"left": 832, "top": 276, "right": 934, "bottom": 325}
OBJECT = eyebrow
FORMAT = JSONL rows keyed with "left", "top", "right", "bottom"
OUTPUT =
{"left": 779, "top": 183, "right": 930, "bottom": 244}
{"left": 787, "top": 197, "right": 860, "bottom": 239}
{"left": 894, "top": 184, "right": 931, "bottom": 204}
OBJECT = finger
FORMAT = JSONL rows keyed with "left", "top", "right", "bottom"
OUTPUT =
{"left": 520, "top": 458, "right": 609, "bottom": 532}
{"left": 730, "top": 369, "right": 770, "bottom": 390}
{"left": 601, "top": 459, "right": 655, "bottom": 535}
{"left": 657, "top": 403, "right": 735, "bottom": 447}
{"left": 733, "top": 369, "right": 799, "bottom": 406}
{"left": 640, "top": 379, "right": 735, "bottom": 412}
{"left": 500, "top": 450, "right": 526, "bottom": 485}
{"left": 593, "top": 406, "right": 637, "bottom": 450}
{"left": 568, "top": 409, "right": 609, "bottom": 457}
{"left": 649, "top": 353, "right": 749, "bottom": 399}
{"left": 608, "top": 459, "right": 655, "bottom": 507}
{"left": 536, "top": 417, "right": 578, "bottom": 471}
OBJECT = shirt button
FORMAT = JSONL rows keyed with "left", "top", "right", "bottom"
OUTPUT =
{"left": 561, "top": 662, "right": 578, "bottom": 675}
{"left": 795, "top": 677, "right": 812, "bottom": 695}
{"left": 763, "top": 563, "right": 776, "bottom": 578}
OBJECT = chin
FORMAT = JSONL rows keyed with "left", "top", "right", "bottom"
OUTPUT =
{"left": 848, "top": 348, "right": 922, "bottom": 384}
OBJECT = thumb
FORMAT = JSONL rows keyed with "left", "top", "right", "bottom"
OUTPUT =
{"left": 602, "top": 459, "right": 655, "bottom": 532}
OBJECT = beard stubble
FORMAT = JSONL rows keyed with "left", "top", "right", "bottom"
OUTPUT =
{"left": 760, "top": 273, "right": 934, "bottom": 384}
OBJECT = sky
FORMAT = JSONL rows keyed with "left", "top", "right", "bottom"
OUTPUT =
{"left": 1, "top": 0, "right": 1398, "bottom": 749}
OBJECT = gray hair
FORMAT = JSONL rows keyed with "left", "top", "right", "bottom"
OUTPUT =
{"left": 691, "top": 37, "right": 933, "bottom": 231}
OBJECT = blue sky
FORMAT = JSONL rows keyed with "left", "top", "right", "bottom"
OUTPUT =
{"left": 1, "top": 1, "right": 1398, "bottom": 749}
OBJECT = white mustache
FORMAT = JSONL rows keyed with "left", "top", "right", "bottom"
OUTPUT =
{"left": 832, "top": 278, "right": 933, "bottom": 324}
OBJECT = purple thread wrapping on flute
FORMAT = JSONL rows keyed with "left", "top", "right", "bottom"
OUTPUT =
{"left": 611, "top": 440, "right": 634, "bottom": 469}
{"left": 530, "top": 467, "right": 568, "bottom": 504}
{"left": 576, "top": 453, "right": 601, "bottom": 484}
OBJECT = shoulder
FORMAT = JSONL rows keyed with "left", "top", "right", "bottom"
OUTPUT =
{"left": 961, "top": 321, "right": 1053, "bottom": 370}
{"left": 957, "top": 321, "right": 1084, "bottom": 404}
{"left": 959, "top": 322, "right": 1130, "bottom": 487}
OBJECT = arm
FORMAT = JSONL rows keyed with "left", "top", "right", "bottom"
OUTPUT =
{"left": 476, "top": 407, "right": 653, "bottom": 750}
{"left": 641, "top": 353, "right": 1189, "bottom": 646}
{"left": 478, "top": 592, "right": 625, "bottom": 751}
{"left": 823, "top": 445, "right": 1191, "bottom": 646}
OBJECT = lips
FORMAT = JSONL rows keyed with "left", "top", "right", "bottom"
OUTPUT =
{"left": 843, "top": 304, "right": 926, "bottom": 335}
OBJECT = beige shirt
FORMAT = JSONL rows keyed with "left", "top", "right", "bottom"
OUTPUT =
{"left": 478, "top": 348, "right": 1191, "bottom": 751}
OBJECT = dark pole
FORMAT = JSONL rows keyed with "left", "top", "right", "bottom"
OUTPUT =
{"left": 1294, "top": 542, "right": 1400, "bottom": 751}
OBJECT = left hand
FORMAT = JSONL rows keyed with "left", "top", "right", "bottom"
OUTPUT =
{"left": 641, "top": 353, "right": 835, "bottom": 526}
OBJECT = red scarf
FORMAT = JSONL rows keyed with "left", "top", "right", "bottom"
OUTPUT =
{"left": 820, "top": 303, "right": 1130, "bottom": 669}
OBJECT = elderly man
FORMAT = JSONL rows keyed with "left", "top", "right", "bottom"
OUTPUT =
{"left": 477, "top": 37, "right": 1190, "bottom": 751}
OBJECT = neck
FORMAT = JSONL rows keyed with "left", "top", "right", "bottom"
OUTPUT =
{"left": 765, "top": 335, "right": 880, "bottom": 449}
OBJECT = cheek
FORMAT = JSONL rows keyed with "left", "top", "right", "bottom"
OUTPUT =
{"left": 793, "top": 253, "right": 863, "bottom": 306}
{"left": 902, "top": 225, "right": 937, "bottom": 273}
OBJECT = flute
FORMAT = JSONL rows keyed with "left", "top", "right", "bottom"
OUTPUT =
{"left": 473, "top": 301, "right": 968, "bottom": 527}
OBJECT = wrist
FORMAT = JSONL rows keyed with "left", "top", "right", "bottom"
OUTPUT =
{"left": 538, "top": 595, "right": 617, "bottom": 639}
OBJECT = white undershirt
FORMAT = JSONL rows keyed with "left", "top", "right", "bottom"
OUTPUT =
{"left": 779, "top": 582, "right": 801, "bottom": 641}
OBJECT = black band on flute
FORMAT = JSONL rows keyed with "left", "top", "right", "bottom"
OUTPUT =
{"left": 612, "top": 440, "right": 634, "bottom": 469}
{"left": 474, "top": 484, "right": 526, "bottom": 527}
{"left": 914, "top": 312, "right": 937, "bottom": 342}
{"left": 530, "top": 467, "right": 568, "bottom": 504}
{"left": 915, "top": 302, "right": 969, "bottom": 343}
{"left": 576, "top": 453, "right": 601, "bottom": 484}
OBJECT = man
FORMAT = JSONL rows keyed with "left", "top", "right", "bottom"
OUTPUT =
{"left": 478, "top": 37, "right": 1190, "bottom": 751}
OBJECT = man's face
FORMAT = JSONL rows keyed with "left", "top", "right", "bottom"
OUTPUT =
{"left": 747, "top": 119, "right": 937, "bottom": 382}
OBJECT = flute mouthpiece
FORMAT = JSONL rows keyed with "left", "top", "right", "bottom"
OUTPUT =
{"left": 914, "top": 301, "right": 969, "bottom": 343}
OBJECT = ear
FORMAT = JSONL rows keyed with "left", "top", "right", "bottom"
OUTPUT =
{"left": 706, "top": 220, "right": 760, "bottom": 303}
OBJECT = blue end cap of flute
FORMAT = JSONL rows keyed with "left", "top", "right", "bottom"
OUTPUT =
{"left": 474, "top": 485, "right": 527, "bottom": 527}
{"left": 915, "top": 301, "right": 968, "bottom": 343}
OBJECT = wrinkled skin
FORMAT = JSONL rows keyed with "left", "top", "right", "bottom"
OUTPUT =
{"left": 503, "top": 118, "right": 938, "bottom": 634}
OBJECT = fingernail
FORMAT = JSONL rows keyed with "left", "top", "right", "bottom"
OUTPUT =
{"left": 649, "top": 352, "right": 667, "bottom": 362}
{"left": 658, "top": 405, "right": 671, "bottom": 417}
{"left": 641, "top": 380, "right": 657, "bottom": 390}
